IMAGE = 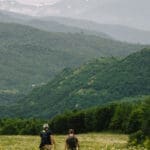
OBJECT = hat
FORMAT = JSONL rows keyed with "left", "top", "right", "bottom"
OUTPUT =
{"left": 43, "top": 123, "right": 49, "bottom": 129}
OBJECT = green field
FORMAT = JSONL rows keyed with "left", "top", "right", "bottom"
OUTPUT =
{"left": 0, "top": 133, "right": 146, "bottom": 150}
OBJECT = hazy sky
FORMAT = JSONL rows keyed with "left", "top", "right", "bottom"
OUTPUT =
{"left": 15, "top": 0, "right": 61, "bottom": 6}
{"left": 0, "top": 0, "right": 150, "bottom": 31}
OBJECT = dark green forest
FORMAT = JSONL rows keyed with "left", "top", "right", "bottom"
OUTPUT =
{"left": 49, "top": 97, "right": 149, "bottom": 135}
{"left": 1, "top": 48, "right": 149, "bottom": 118}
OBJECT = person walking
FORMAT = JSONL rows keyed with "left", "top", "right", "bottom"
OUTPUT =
{"left": 39, "top": 123, "right": 55, "bottom": 150}
{"left": 65, "top": 129, "right": 79, "bottom": 150}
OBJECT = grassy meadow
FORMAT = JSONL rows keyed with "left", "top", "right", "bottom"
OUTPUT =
{"left": 0, "top": 133, "right": 146, "bottom": 150}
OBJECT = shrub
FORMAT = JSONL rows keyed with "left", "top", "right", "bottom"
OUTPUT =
{"left": 129, "top": 130, "right": 145, "bottom": 146}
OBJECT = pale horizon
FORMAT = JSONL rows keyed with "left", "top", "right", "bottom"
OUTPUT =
{"left": 0, "top": 0, "right": 150, "bottom": 31}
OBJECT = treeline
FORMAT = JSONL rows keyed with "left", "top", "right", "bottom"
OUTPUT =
{"left": 0, "top": 119, "right": 44, "bottom": 135}
{"left": 50, "top": 97, "right": 149, "bottom": 134}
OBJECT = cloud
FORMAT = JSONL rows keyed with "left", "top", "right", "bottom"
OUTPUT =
{"left": 15, "top": 0, "right": 62, "bottom": 6}
{"left": 0, "top": 0, "right": 61, "bottom": 16}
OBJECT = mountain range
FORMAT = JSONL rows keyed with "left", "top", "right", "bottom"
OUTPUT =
{"left": 1, "top": 49, "right": 149, "bottom": 118}
{"left": 0, "top": 10, "right": 150, "bottom": 44}
{"left": 0, "top": 7, "right": 150, "bottom": 118}
{"left": 46, "top": 16, "right": 150, "bottom": 44}
{"left": 0, "top": 21, "right": 144, "bottom": 95}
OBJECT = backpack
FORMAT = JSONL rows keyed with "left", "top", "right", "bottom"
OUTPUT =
{"left": 40, "top": 130, "right": 51, "bottom": 147}
{"left": 66, "top": 136, "right": 78, "bottom": 148}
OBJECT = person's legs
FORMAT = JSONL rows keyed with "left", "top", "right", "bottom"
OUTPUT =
{"left": 40, "top": 147, "right": 45, "bottom": 150}
{"left": 68, "top": 148, "right": 77, "bottom": 150}
{"left": 44, "top": 145, "right": 52, "bottom": 150}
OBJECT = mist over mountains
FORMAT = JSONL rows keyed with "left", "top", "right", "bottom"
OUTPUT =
{"left": 0, "top": 0, "right": 150, "bottom": 31}
{"left": 0, "top": 10, "right": 150, "bottom": 44}
{"left": 0, "top": 0, "right": 150, "bottom": 44}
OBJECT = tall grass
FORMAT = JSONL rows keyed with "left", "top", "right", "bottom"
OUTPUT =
{"left": 0, "top": 133, "right": 147, "bottom": 150}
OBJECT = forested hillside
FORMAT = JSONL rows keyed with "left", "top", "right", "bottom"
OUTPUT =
{"left": 1, "top": 49, "right": 149, "bottom": 118}
{"left": 0, "top": 22, "right": 143, "bottom": 94}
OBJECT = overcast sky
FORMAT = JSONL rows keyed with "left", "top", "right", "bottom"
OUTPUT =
{"left": 0, "top": 0, "right": 150, "bottom": 31}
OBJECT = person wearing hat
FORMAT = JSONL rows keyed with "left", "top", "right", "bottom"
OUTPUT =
{"left": 39, "top": 123, "right": 55, "bottom": 150}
